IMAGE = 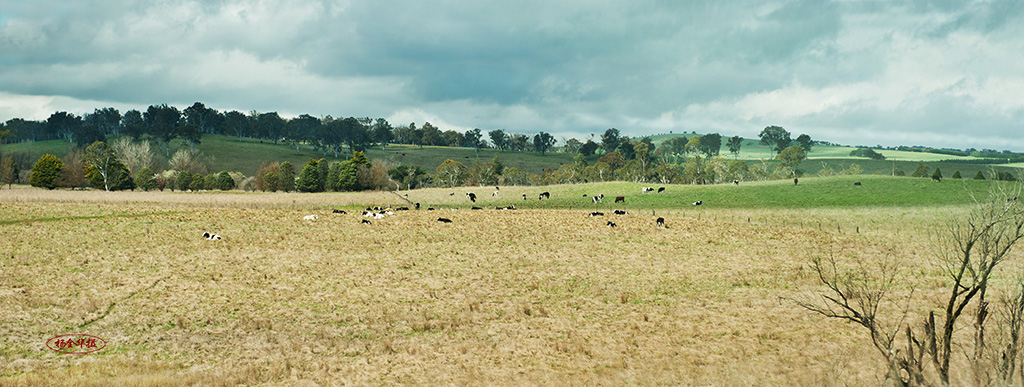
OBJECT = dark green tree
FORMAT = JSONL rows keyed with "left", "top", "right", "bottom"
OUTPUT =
{"left": 30, "top": 154, "right": 63, "bottom": 189}
{"left": 372, "top": 118, "right": 393, "bottom": 151}
{"left": 135, "top": 167, "right": 156, "bottom": 191}
{"left": 492, "top": 155, "right": 504, "bottom": 176}
{"left": 296, "top": 159, "right": 323, "bottom": 192}
{"left": 775, "top": 145, "right": 806, "bottom": 176}
{"left": 951, "top": 170, "right": 962, "bottom": 179}
{"left": 580, "top": 140, "right": 599, "bottom": 156}
{"left": 973, "top": 171, "right": 986, "bottom": 180}
{"left": 144, "top": 104, "right": 182, "bottom": 157}
{"left": 84, "top": 141, "right": 121, "bottom": 191}
{"left": 533, "top": 132, "right": 556, "bottom": 155}
{"left": 263, "top": 172, "right": 279, "bottom": 192}
{"left": 727, "top": 136, "right": 743, "bottom": 159}
{"left": 911, "top": 163, "right": 931, "bottom": 178}
{"left": 758, "top": 125, "right": 791, "bottom": 157}
{"left": 932, "top": 168, "right": 943, "bottom": 180}
{"left": 489, "top": 129, "right": 508, "bottom": 151}
{"left": 176, "top": 171, "right": 193, "bottom": 191}
{"left": 333, "top": 160, "right": 359, "bottom": 191}
{"left": 796, "top": 134, "right": 813, "bottom": 153}
{"left": 177, "top": 123, "right": 202, "bottom": 152}
{"left": 350, "top": 151, "right": 369, "bottom": 167}
{"left": 278, "top": 161, "right": 296, "bottom": 192}
{"left": 122, "top": 109, "right": 146, "bottom": 139}
{"left": 317, "top": 157, "right": 330, "bottom": 187}
{"left": 601, "top": 128, "right": 621, "bottom": 154}
{"left": 217, "top": 171, "right": 235, "bottom": 190}
{"left": 698, "top": 133, "right": 722, "bottom": 157}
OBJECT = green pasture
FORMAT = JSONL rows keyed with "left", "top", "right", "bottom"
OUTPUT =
{"left": 453, "top": 175, "right": 1007, "bottom": 210}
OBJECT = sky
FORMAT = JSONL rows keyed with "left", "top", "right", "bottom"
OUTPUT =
{"left": 1, "top": 0, "right": 1022, "bottom": 151}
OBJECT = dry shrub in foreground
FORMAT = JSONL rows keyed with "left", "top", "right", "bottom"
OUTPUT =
{"left": 798, "top": 183, "right": 1024, "bottom": 386}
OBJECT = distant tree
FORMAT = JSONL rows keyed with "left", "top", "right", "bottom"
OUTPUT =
{"left": 183, "top": 102, "right": 217, "bottom": 135}
{"left": 135, "top": 167, "right": 156, "bottom": 191}
{"left": 83, "top": 142, "right": 122, "bottom": 191}
{"left": 564, "top": 138, "right": 582, "bottom": 154}
{"left": 580, "top": 139, "right": 599, "bottom": 156}
{"left": 489, "top": 129, "right": 508, "bottom": 151}
{"left": 90, "top": 107, "right": 122, "bottom": 136}
{"left": 597, "top": 151, "right": 626, "bottom": 170}
{"left": 698, "top": 133, "right": 722, "bottom": 157}
{"left": 850, "top": 148, "right": 886, "bottom": 160}
{"left": 442, "top": 130, "right": 464, "bottom": 147}
{"left": 223, "top": 110, "right": 251, "bottom": 141}
{"left": 77, "top": 113, "right": 107, "bottom": 146}
{"left": 492, "top": 155, "right": 504, "bottom": 176}
{"left": 618, "top": 136, "right": 635, "bottom": 160}
{"left": 350, "top": 151, "right": 369, "bottom": 167}
{"left": 999, "top": 171, "right": 1017, "bottom": 181}
{"left": 911, "top": 163, "right": 931, "bottom": 178}
{"left": 203, "top": 174, "right": 218, "bottom": 190}
{"left": 216, "top": 171, "right": 235, "bottom": 190}
{"left": 727, "top": 136, "right": 743, "bottom": 159}
{"left": 533, "top": 132, "right": 556, "bottom": 155}
{"left": 278, "top": 161, "right": 296, "bottom": 192}
{"left": 759, "top": 125, "right": 791, "bottom": 157}
{"left": 951, "top": 170, "right": 962, "bottom": 179}
{"left": 508, "top": 134, "right": 529, "bottom": 152}
{"left": 255, "top": 112, "right": 285, "bottom": 142}
{"left": 775, "top": 145, "right": 806, "bottom": 176}
{"left": 0, "top": 156, "right": 16, "bottom": 188}
{"left": 372, "top": 118, "right": 394, "bottom": 151}
{"left": 332, "top": 160, "right": 359, "bottom": 191}
{"left": 144, "top": 104, "right": 182, "bottom": 157}
{"left": 419, "top": 122, "right": 441, "bottom": 147}
{"left": 285, "top": 114, "right": 320, "bottom": 155}
{"left": 88, "top": 161, "right": 133, "bottom": 191}
{"left": 633, "top": 141, "right": 653, "bottom": 180}
{"left": 436, "top": 159, "right": 468, "bottom": 187}
{"left": 176, "top": 171, "right": 193, "bottom": 191}
{"left": 168, "top": 148, "right": 209, "bottom": 175}
{"left": 974, "top": 171, "right": 986, "bottom": 180}
{"left": 46, "top": 111, "right": 83, "bottom": 144}
{"left": 932, "top": 168, "right": 943, "bottom": 180}
{"left": 388, "top": 165, "right": 428, "bottom": 190}
{"left": 111, "top": 136, "right": 155, "bottom": 177}
{"left": 121, "top": 109, "right": 146, "bottom": 139}
{"left": 796, "top": 134, "right": 813, "bottom": 153}
{"left": 263, "top": 172, "right": 279, "bottom": 192}
{"left": 601, "top": 128, "right": 621, "bottom": 154}
{"left": 296, "top": 158, "right": 324, "bottom": 192}
{"left": 465, "top": 128, "right": 484, "bottom": 155}
{"left": 177, "top": 123, "right": 202, "bottom": 152}
{"left": 317, "top": 157, "right": 330, "bottom": 186}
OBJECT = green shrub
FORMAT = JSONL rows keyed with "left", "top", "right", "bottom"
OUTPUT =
{"left": 217, "top": 171, "right": 235, "bottom": 190}
{"left": 30, "top": 154, "right": 64, "bottom": 189}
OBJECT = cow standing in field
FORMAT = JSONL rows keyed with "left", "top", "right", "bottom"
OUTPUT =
{"left": 656, "top": 217, "right": 665, "bottom": 228}
{"left": 733, "top": 180, "right": 740, "bottom": 185}
{"left": 657, "top": 187, "right": 665, "bottom": 193}
{"left": 592, "top": 194, "right": 604, "bottom": 203}
{"left": 467, "top": 193, "right": 477, "bottom": 202}
{"left": 539, "top": 192, "right": 550, "bottom": 200}
{"left": 614, "top": 196, "right": 625, "bottom": 203}
{"left": 642, "top": 187, "right": 654, "bottom": 193}
{"left": 794, "top": 178, "right": 799, "bottom": 185}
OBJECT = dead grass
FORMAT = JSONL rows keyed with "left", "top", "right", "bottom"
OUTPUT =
{"left": 0, "top": 187, "right": 1004, "bottom": 385}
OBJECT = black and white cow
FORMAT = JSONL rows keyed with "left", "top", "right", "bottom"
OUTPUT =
{"left": 361, "top": 219, "right": 372, "bottom": 225}
{"left": 589, "top": 211, "right": 604, "bottom": 217}
{"left": 692, "top": 200, "right": 703, "bottom": 206}
{"left": 539, "top": 192, "right": 550, "bottom": 200}
{"left": 202, "top": 232, "right": 222, "bottom": 240}
{"left": 606, "top": 221, "right": 617, "bottom": 227}
{"left": 642, "top": 187, "right": 654, "bottom": 193}
{"left": 592, "top": 194, "right": 604, "bottom": 203}
{"left": 656, "top": 217, "right": 665, "bottom": 228}
{"left": 467, "top": 193, "right": 477, "bottom": 202}
{"left": 614, "top": 210, "right": 628, "bottom": 215}
{"left": 332, "top": 209, "right": 347, "bottom": 214}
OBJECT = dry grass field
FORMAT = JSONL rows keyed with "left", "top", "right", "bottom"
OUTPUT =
{"left": 0, "top": 184, "right": 1018, "bottom": 385}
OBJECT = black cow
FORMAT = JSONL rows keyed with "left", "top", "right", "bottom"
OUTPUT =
{"left": 656, "top": 217, "right": 665, "bottom": 228}
{"left": 794, "top": 178, "right": 799, "bottom": 185}
{"left": 589, "top": 211, "right": 604, "bottom": 217}
{"left": 471, "top": 206, "right": 482, "bottom": 210}
{"left": 657, "top": 187, "right": 665, "bottom": 193}
{"left": 332, "top": 209, "right": 347, "bottom": 214}
{"left": 854, "top": 182, "right": 862, "bottom": 186}
{"left": 614, "top": 210, "right": 628, "bottom": 215}
{"left": 539, "top": 192, "right": 550, "bottom": 200}
{"left": 361, "top": 219, "right": 371, "bottom": 225}
{"left": 467, "top": 193, "right": 477, "bottom": 202}
{"left": 437, "top": 218, "right": 453, "bottom": 223}
{"left": 614, "top": 196, "right": 625, "bottom": 203}
{"left": 932, "top": 175, "right": 941, "bottom": 182}
{"left": 415, "top": 203, "right": 421, "bottom": 210}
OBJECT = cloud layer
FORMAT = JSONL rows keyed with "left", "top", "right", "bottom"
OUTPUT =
{"left": 1, "top": 0, "right": 1022, "bottom": 150}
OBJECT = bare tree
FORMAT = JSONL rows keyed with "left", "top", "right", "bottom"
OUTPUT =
{"left": 111, "top": 137, "right": 154, "bottom": 177}
{"left": 797, "top": 183, "right": 1024, "bottom": 385}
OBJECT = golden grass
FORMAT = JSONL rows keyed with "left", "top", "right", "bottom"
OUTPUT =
{"left": 0, "top": 187, "right": 1015, "bottom": 385}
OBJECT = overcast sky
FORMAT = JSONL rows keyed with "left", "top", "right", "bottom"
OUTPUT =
{"left": 1, "top": 1, "right": 1022, "bottom": 150}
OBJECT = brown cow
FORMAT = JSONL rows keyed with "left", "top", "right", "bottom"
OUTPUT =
{"left": 614, "top": 196, "right": 625, "bottom": 203}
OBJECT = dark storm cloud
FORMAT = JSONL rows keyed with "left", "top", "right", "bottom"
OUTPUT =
{"left": 0, "top": 0, "right": 1021, "bottom": 150}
